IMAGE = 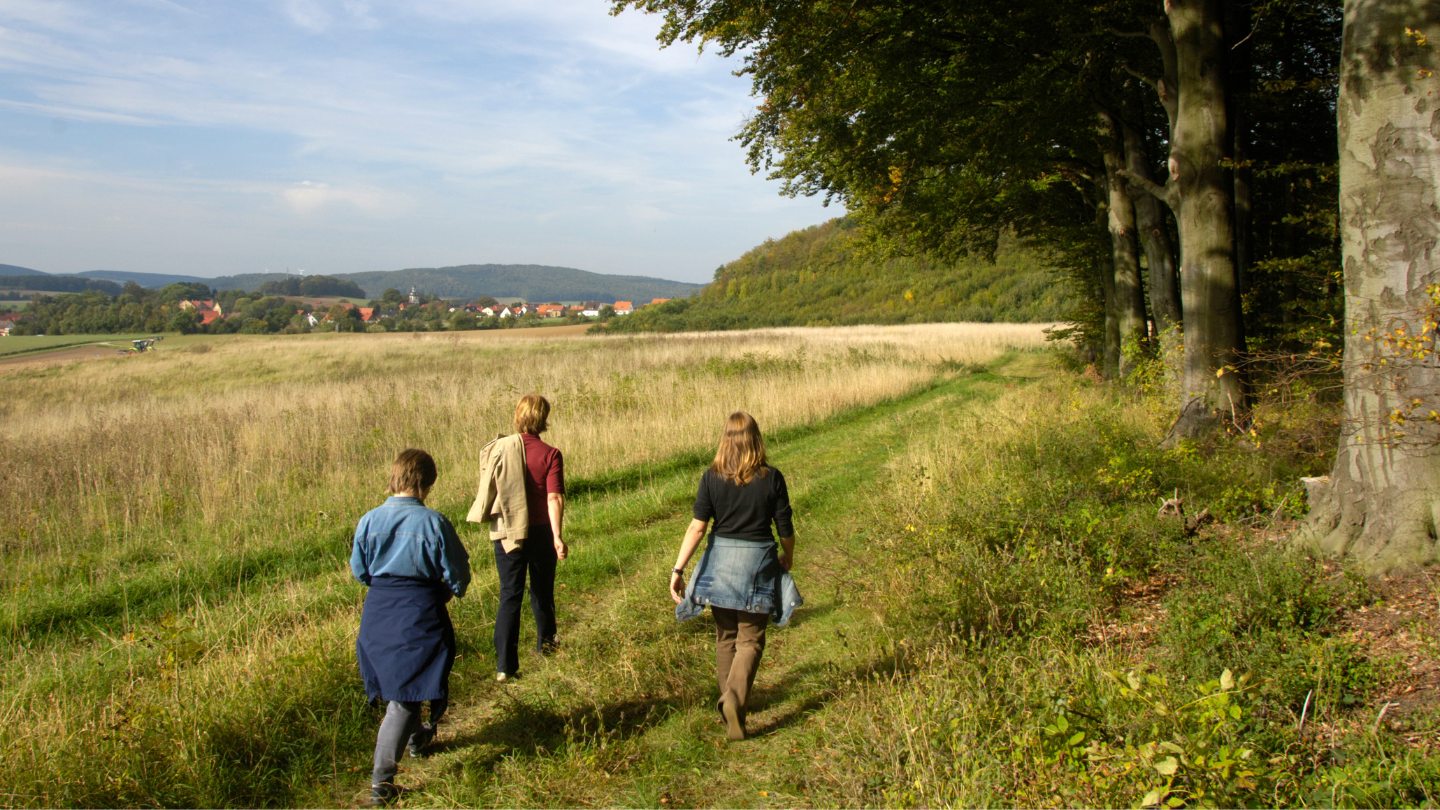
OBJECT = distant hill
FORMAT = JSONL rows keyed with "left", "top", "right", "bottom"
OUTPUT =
{"left": 78, "top": 270, "right": 211, "bottom": 286}
{"left": 603, "top": 218, "right": 1073, "bottom": 333}
{"left": 66, "top": 264, "right": 701, "bottom": 303}
{"left": 0, "top": 264, "right": 45, "bottom": 276}
{"left": 338, "top": 264, "right": 701, "bottom": 303}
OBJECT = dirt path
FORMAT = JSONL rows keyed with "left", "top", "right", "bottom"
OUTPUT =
{"left": 0, "top": 344, "right": 133, "bottom": 371}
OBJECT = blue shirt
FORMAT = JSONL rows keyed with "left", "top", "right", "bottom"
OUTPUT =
{"left": 350, "top": 496, "right": 471, "bottom": 598}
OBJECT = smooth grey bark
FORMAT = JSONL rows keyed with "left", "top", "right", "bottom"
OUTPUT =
{"left": 1120, "top": 0, "right": 1246, "bottom": 438}
{"left": 1299, "top": 0, "right": 1440, "bottom": 574}
{"left": 1100, "top": 112, "right": 1150, "bottom": 378}
{"left": 1124, "top": 121, "right": 1183, "bottom": 335}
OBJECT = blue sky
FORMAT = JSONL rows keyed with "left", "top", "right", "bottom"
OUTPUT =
{"left": 0, "top": 0, "right": 836, "bottom": 283}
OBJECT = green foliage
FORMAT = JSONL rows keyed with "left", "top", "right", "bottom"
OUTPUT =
{"left": 604, "top": 219, "right": 1072, "bottom": 333}
{"left": 0, "top": 274, "right": 123, "bottom": 295}
{"left": 256, "top": 275, "right": 366, "bottom": 298}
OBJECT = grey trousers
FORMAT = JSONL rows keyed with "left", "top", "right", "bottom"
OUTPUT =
{"left": 371, "top": 699, "right": 447, "bottom": 786}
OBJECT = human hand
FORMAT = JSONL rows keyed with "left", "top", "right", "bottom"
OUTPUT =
{"left": 777, "top": 549, "right": 792, "bottom": 572}
{"left": 669, "top": 571, "right": 686, "bottom": 604}
{"left": 554, "top": 538, "right": 569, "bottom": 561}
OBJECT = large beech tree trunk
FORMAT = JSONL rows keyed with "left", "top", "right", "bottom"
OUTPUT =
{"left": 1300, "top": 0, "right": 1440, "bottom": 573}
{"left": 1124, "top": 121, "right": 1183, "bottom": 335}
{"left": 1100, "top": 113, "right": 1150, "bottom": 378}
{"left": 1168, "top": 0, "right": 1246, "bottom": 417}
{"left": 1122, "top": 1, "right": 1247, "bottom": 437}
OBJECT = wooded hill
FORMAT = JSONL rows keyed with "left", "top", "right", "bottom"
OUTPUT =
{"left": 66, "top": 265, "right": 701, "bottom": 302}
{"left": 604, "top": 218, "right": 1071, "bottom": 332}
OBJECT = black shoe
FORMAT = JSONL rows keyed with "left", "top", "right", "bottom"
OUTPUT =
{"left": 407, "top": 723, "right": 436, "bottom": 758}
{"left": 368, "top": 783, "right": 400, "bottom": 807}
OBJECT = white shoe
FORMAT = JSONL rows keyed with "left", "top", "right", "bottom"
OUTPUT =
{"left": 496, "top": 672, "right": 508, "bottom": 682}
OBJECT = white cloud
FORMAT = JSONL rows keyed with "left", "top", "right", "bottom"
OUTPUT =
{"left": 283, "top": 0, "right": 331, "bottom": 31}
{"left": 281, "top": 180, "right": 409, "bottom": 215}
{"left": 0, "top": 0, "right": 835, "bottom": 280}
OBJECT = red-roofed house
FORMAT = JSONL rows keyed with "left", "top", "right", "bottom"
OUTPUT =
{"left": 180, "top": 300, "right": 222, "bottom": 315}
{"left": 613, "top": 301, "right": 633, "bottom": 315}
{"left": 199, "top": 311, "right": 222, "bottom": 326}
{"left": 358, "top": 307, "right": 376, "bottom": 323}
{"left": 536, "top": 305, "right": 565, "bottom": 318}
{"left": 650, "top": 298, "right": 670, "bottom": 306}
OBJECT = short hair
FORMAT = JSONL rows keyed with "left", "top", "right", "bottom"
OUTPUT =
{"left": 514, "top": 393, "right": 551, "bottom": 434}
{"left": 711, "top": 411, "right": 768, "bottom": 486}
{"left": 388, "top": 448, "right": 438, "bottom": 496}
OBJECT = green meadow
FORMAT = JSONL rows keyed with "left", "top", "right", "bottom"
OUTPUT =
{"left": 0, "top": 326, "right": 1434, "bottom": 808}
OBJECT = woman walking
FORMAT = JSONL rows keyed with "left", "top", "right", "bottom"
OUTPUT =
{"left": 487, "top": 393, "right": 568, "bottom": 681}
{"left": 670, "top": 411, "right": 802, "bottom": 741}
{"left": 352, "top": 449, "right": 470, "bottom": 806}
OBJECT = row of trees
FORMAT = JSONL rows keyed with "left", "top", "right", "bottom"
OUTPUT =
{"left": 5, "top": 282, "right": 599, "bottom": 336}
{"left": 615, "top": 0, "right": 1438, "bottom": 570}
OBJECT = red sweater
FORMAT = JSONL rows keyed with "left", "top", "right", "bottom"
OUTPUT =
{"left": 520, "top": 433, "right": 565, "bottom": 527}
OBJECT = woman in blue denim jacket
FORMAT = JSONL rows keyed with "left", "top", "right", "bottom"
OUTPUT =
{"left": 351, "top": 449, "right": 470, "bottom": 806}
{"left": 669, "top": 412, "right": 802, "bottom": 742}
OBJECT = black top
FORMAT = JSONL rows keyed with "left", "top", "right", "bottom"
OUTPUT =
{"left": 693, "top": 465, "right": 794, "bottom": 543}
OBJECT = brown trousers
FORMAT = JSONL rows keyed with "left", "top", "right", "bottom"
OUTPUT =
{"left": 713, "top": 607, "right": 769, "bottom": 719}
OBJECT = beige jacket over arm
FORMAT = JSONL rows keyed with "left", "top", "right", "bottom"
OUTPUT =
{"left": 466, "top": 433, "right": 529, "bottom": 552}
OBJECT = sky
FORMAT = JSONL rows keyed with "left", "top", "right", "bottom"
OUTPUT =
{"left": 0, "top": 0, "right": 837, "bottom": 283}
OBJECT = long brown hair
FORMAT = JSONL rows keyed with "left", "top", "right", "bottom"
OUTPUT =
{"left": 710, "top": 411, "right": 768, "bottom": 486}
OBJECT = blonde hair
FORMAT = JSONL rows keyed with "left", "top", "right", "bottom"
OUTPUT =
{"left": 388, "top": 448, "right": 437, "bottom": 497}
{"left": 711, "top": 411, "right": 768, "bottom": 486}
{"left": 514, "top": 393, "right": 551, "bottom": 434}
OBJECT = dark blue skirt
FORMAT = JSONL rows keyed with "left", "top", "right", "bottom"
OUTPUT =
{"left": 357, "top": 576, "right": 456, "bottom": 704}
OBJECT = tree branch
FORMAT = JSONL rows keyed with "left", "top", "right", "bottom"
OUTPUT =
{"left": 1116, "top": 168, "right": 1176, "bottom": 211}
{"left": 1119, "top": 60, "right": 1160, "bottom": 92}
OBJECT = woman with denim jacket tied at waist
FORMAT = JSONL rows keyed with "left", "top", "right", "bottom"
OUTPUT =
{"left": 670, "top": 411, "right": 802, "bottom": 742}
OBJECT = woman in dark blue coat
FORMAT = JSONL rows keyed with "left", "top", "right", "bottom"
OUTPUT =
{"left": 351, "top": 449, "right": 471, "bottom": 806}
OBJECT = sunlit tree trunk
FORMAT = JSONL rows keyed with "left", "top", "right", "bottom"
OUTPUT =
{"left": 1124, "top": 121, "right": 1182, "bottom": 335}
{"left": 1300, "top": 0, "right": 1440, "bottom": 573}
{"left": 1123, "top": 1, "right": 1246, "bottom": 439}
{"left": 1100, "top": 112, "right": 1149, "bottom": 378}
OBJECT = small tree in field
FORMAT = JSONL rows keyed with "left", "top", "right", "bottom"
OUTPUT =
{"left": 1301, "top": 2, "right": 1440, "bottom": 573}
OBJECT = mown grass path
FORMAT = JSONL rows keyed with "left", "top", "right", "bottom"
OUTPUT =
{"left": 339, "top": 359, "right": 1038, "bottom": 808}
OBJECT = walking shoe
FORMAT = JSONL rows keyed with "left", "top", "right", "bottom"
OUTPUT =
{"left": 407, "top": 722, "right": 437, "bottom": 758}
{"left": 368, "top": 783, "right": 400, "bottom": 807}
{"left": 496, "top": 672, "right": 510, "bottom": 683}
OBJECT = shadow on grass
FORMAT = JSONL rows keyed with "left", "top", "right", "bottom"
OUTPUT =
{"left": 744, "top": 650, "right": 924, "bottom": 740}
{"left": 439, "top": 689, "right": 703, "bottom": 772}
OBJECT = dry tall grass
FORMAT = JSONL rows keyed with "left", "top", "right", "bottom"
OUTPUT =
{"left": 0, "top": 323, "right": 1048, "bottom": 560}
{"left": 0, "top": 323, "right": 1048, "bottom": 806}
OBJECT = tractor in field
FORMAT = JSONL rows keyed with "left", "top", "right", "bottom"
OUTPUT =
{"left": 117, "top": 336, "right": 163, "bottom": 355}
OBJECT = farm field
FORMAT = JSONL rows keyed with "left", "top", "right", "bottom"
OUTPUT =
{"left": 0, "top": 333, "right": 159, "bottom": 357}
{"left": 0, "top": 323, "right": 1435, "bottom": 808}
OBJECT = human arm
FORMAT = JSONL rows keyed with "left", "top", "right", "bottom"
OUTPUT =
{"left": 773, "top": 469, "right": 795, "bottom": 571}
{"left": 548, "top": 448, "right": 567, "bottom": 560}
{"left": 349, "top": 520, "right": 372, "bottom": 585}
{"left": 669, "top": 518, "right": 708, "bottom": 603}
{"left": 777, "top": 535, "right": 795, "bottom": 572}
{"left": 548, "top": 493, "right": 567, "bottom": 560}
{"left": 438, "top": 517, "right": 471, "bottom": 598}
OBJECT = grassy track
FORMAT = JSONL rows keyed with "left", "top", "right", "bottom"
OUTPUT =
{"left": 329, "top": 360, "right": 1030, "bottom": 808}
